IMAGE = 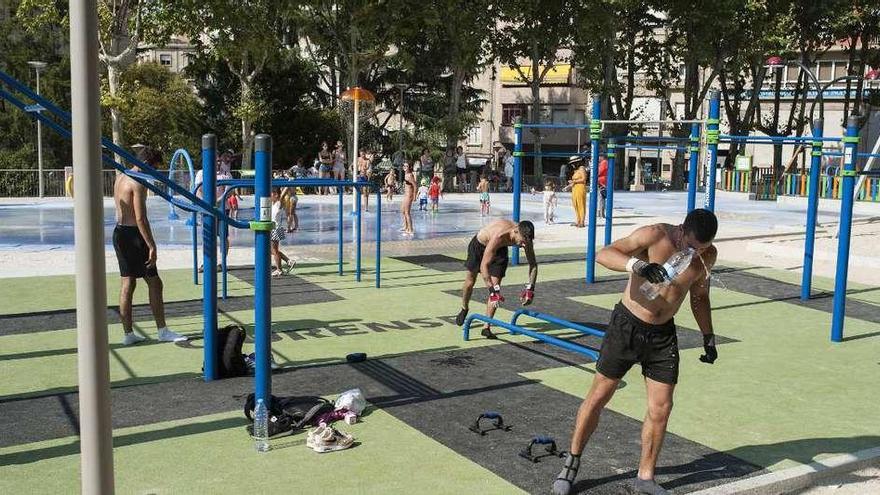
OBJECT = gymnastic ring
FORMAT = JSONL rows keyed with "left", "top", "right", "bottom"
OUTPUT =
{"left": 65, "top": 175, "right": 74, "bottom": 198}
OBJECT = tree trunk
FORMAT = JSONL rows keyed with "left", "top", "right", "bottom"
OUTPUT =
{"left": 240, "top": 78, "right": 254, "bottom": 170}
{"left": 446, "top": 69, "right": 464, "bottom": 151}
{"left": 107, "top": 64, "right": 125, "bottom": 165}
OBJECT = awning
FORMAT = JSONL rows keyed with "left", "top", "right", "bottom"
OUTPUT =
{"left": 500, "top": 63, "right": 571, "bottom": 85}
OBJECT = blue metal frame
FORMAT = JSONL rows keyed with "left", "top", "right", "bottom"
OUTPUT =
{"left": 586, "top": 97, "right": 602, "bottom": 283}
{"left": 687, "top": 123, "right": 701, "bottom": 212}
{"left": 462, "top": 313, "right": 602, "bottom": 360}
{"left": 705, "top": 91, "right": 721, "bottom": 211}
{"left": 802, "top": 119, "right": 824, "bottom": 301}
{"left": 831, "top": 117, "right": 860, "bottom": 342}
{"left": 512, "top": 119, "right": 523, "bottom": 266}
{"left": 202, "top": 135, "right": 218, "bottom": 381}
{"left": 253, "top": 135, "right": 272, "bottom": 404}
{"left": 510, "top": 309, "right": 605, "bottom": 339}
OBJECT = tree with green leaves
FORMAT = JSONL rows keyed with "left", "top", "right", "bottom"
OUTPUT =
{"left": 494, "top": 0, "right": 573, "bottom": 180}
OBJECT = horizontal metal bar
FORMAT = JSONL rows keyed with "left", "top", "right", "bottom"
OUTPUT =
{"left": 511, "top": 309, "right": 606, "bottom": 339}
{"left": 609, "top": 136, "right": 692, "bottom": 143}
{"left": 514, "top": 151, "right": 591, "bottom": 158}
{"left": 617, "top": 145, "right": 689, "bottom": 152}
{"left": 601, "top": 119, "right": 705, "bottom": 125}
{"left": 463, "top": 314, "right": 600, "bottom": 360}
{"left": 518, "top": 123, "right": 593, "bottom": 130}
{"left": 216, "top": 179, "right": 371, "bottom": 188}
{"left": 720, "top": 135, "right": 842, "bottom": 142}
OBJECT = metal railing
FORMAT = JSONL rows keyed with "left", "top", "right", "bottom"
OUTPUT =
{"left": 0, "top": 168, "right": 200, "bottom": 198}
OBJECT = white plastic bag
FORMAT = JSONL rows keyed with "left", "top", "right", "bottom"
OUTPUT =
{"left": 335, "top": 388, "right": 367, "bottom": 415}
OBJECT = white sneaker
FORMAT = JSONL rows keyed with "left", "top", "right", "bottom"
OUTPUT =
{"left": 306, "top": 425, "right": 327, "bottom": 450}
{"left": 158, "top": 328, "right": 187, "bottom": 342}
{"left": 123, "top": 332, "right": 146, "bottom": 346}
{"left": 271, "top": 269, "right": 283, "bottom": 278}
{"left": 310, "top": 425, "right": 354, "bottom": 453}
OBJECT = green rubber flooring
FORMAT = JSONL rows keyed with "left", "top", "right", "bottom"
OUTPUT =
{"left": 1, "top": 251, "right": 878, "bottom": 494}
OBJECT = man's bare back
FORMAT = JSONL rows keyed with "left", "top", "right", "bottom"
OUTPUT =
{"left": 114, "top": 173, "right": 144, "bottom": 226}
{"left": 475, "top": 219, "right": 518, "bottom": 248}
{"left": 612, "top": 223, "right": 717, "bottom": 324}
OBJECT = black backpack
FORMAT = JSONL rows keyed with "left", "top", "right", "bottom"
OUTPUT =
{"left": 243, "top": 393, "right": 334, "bottom": 437}
{"left": 212, "top": 325, "right": 248, "bottom": 378}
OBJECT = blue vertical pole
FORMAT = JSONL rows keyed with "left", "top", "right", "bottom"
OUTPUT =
{"left": 512, "top": 118, "right": 523, "bottom": 266}
{"left": 253, "top": 134, "right": 272, "bottom": 402}
{"left": 830, "top": 116, "right": 860, "bottom": 342}
{"left": 201, "top": 134, "right": 218, "bottom": 381}
{"left": 604, "top": 139, "right": 616, "bottom": 246}
{"left": 586, "top": 96, "right": 602, "bottom": 283}
{"left": 221, "top": 209, "right": 228, "bottom": 300}
{"left": 376, "top": 188, "right": 381, "bottom": 288}
{"left": 687, "top": 123, "right": 701, "bottom": 212}
{"left": 191, "top": 210, "right": 198, "bottom": 285}
{"left": 801, "top": 118, "right": 824, "bottom": 301}
{"left": 338, "top": 189, "right": 343, "bottom": 275}
{"left": 705, "top": 90, "right": 721, "bottom": 211}
{"left": 356, "top": 185, "right": 362, "bottom": 282}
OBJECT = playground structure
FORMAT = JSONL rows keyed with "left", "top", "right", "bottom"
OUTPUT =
{"left": 0, "top": 67, "right": 384, "bottom": 423}
{"left": 463, "top": 310, "right": 604, "bottom": 360}
{"left": 509, "top": 91, "right": 879, "bottom": 344}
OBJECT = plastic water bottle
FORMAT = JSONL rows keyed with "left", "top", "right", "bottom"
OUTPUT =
{"left": 254, "top": 398, "right": 270, "bottom": 453}
{"left": 639, "top": 248, "right": 695, "bottom": 300}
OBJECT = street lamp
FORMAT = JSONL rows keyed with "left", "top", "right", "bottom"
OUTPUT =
{"left": 394, "top": 83, "right": 407, "bottom": 177}
{"left": 28, "top": 61, "right": 47, "bottom": 198}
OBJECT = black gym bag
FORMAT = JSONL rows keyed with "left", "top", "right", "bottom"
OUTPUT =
{"left": 243, "top": 393, "right": 334, "bottom": 437}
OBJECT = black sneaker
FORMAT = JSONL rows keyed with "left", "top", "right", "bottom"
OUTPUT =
{"left": 480, "top": 326, "right": 497, "bottom": 339}
{"left": 455, "top": 307, "right": 468, "bottom": 326}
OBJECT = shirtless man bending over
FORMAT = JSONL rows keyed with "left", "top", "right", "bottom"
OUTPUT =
{"left": 112, "top": 147, "right": 187, "bottom": 345}
{"left": 553, "top": 208, "right": 719, "bottom": 495}
{"left": 455, "top": 219, "right": 538, "bottom": 338}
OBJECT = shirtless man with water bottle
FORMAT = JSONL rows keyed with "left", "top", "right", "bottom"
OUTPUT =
{"left": 553, "top": 208, "right": 719, "bottom": 495}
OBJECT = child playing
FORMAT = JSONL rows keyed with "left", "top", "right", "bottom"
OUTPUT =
{"left": 477, "top": 175, "right": 490, "bottom": 216}
{"left": 543, "top": 179, "right": 558, "bottom": 224}
{"left": 384, "top": 168, "right": 397, "bottom": 202}
{"left": 270, "top": 188, "right": 295, "bottom": 278}
{"left": 428, "top": 176, "right": 441, "bottom": 213}
{"left": 417, "top": 178, "right": 429, "bottom": 211}
{"left": 226, "top": 190, "right": 241, "bottom": 220}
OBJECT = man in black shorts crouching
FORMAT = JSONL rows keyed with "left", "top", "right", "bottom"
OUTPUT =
{"left": 113, "top": 147, "right": 186, "bottom": 345}
{"left": 455, "top": 219, "right": 538, "bottom": 338}
{"left": 553, "top": 208, "right": 719, "bottom": 495}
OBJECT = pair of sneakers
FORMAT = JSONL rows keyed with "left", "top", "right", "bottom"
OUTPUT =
{"left": 271, "top": 260, "right": 296, "bottom": 278}
{"left": 123, "top": 328, "right": 187, "bottom": 346}
{"left": 306, "top": 424, "right": 354, "bottom": 453}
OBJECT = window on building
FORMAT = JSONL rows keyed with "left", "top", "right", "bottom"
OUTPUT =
{"left": 501, "top": 104, "right": 527, "bottom": 126}
{"left": 833, "top": 61, "right": 849, "bottom": 80}
{"left": 817, "top": 61, "right": 833, "bottom": 82}
{"left": 552, "top": 108, "right": 568, "bottom": 124}
{"left": 159, "top": 54, "right": 172, "bottom": 66}
{"left": 467, "top": 126, "right": 482, "bottom": 146}
{"left": 573, "top": 110, "right": 586, "bottom": 125}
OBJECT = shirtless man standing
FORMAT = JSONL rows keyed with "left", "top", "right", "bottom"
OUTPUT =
{"left": 552, "top": 208, "right": 719, "bottom": 495}
{"left": 400, "top": 162, "right": 416, "bottom": 235}
{"left": 455, "top": 219, "right": 538, "bottom": 338}
{"left": 113, "top": 147, "right": 187, "bottom": 345}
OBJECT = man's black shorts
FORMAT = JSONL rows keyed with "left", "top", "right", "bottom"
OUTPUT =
{"left": 596, "top": 302, "right": 679, "bottom": 384}
{"left": 464, "top": 235, "right": 508, "bottom": 278}
{"left": 112, "top": 225, "right": 158, "bottom": 278}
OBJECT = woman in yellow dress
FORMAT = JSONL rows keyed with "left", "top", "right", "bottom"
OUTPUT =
{"left": 565, "top": 162, "right": 588, "bottom": 228}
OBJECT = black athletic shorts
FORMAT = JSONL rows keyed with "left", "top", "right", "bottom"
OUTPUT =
{"left": 596, "top": 302, "right": 679, "bottom": 384}
{"left": 464, "top": 235, "right": 508, "bottom": 278}
{"left": 112, "top": 225, "right": 158, "bottom": 278}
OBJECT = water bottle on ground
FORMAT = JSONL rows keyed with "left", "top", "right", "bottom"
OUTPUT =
{"left": 254, "top": 398, "right": 270, "bottom": 453}
{"left": 640, "top": 248, "right": 695, "bottom": 300}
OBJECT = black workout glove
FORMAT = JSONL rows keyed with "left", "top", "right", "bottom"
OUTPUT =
{"left": 633, "top": 261, "right": 668, "bottom": 284}
{"left": 699, "top": 333, "right": 717, "bottom": 364}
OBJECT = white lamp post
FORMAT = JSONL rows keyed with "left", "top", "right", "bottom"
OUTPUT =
{"left": 28, "top": 61, "right": 48, "bottom": 198}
